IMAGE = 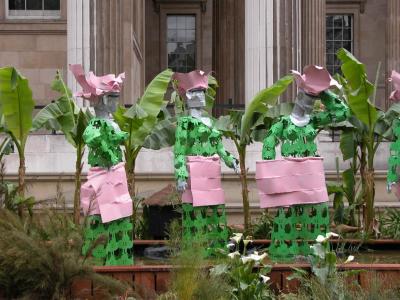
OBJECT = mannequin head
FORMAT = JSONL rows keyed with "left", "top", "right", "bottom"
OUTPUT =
{"left": 185, "top": 89, "right": 206, "bottom": 109}
{"left": 93, "top": 92, "right": 120, "bottom": 119}
{"left": 290, "top": 90, "right": 317, "bottom": 126}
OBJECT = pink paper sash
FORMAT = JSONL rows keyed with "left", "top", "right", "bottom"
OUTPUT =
{"left": 181, "top": 155, "right": 225, "bottom": 207}
{"left": 81, "top": 162, "right": 133, "bottom": 223}
{"left": 256, "top": 157, "right": 329, "bottom": 208}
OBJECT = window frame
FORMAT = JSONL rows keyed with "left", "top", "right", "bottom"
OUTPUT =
{"left": 5, "top": 0, "right": 61, "bottom": 20}
{"left": 159, "top": 6, "right": 202, "bottom": 71}
{"left": 326, "top": 4, "right": 360, "bottom": 57}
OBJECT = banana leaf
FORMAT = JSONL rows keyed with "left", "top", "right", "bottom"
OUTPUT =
{"left": 0, "top": 67, "right": 34, "bottom": 146}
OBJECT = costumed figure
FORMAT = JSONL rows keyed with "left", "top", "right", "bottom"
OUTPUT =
{"left": 256, "top": 66, "right": 349, "bottom": 261}
{"left": 70, "top": 64, "right": 133, "bottom": 266}
{"left": 173, "top": 70, "right": 239, "bottom": 256}
{"left": 387, "top": 70, "right": 400, "bottom": 199}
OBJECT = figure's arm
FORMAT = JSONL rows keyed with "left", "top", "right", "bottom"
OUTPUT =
{"left": 313, "top": 90, "right": 350, "bottom": 127}
{"left": 174, "top": 118, "right": 189, "bottom": 182}
{"left": 388, "top": 119, "right": 400, "bottom": 189}
{"left": 262, "top": 120, "right": 283, "bottom": 160}
{"left": 216, "top": 138, "right": 238, "bottom": 170}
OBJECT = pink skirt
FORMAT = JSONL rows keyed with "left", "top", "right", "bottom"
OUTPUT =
{"left": 181, "top": 155, "right": 225, "bottom": 207}
{"left": 81, "top": 162, "right": 133, "bottom": 223}
{"left": 256, "top": 157, "right": 329, "bottom": 208}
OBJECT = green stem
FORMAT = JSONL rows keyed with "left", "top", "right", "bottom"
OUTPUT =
{"left": 238, "top": 144, "right": 250, "bottom": 233}
{"left": 73, "top": 143, "right": 84, "bottom": 225}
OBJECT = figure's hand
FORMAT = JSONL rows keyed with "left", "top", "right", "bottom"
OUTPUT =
{"left": 232, "top": 160, "right": 240, "bottom": 174}
{"left": 177, "top": 179, "right": 188, "bottom": 192}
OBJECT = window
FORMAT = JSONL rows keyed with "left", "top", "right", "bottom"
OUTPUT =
{"left": 7, "top": 0, "right": 60, "bottom": 18}
{"left": 326, "top": 14, "right": 353, "bottom": 75}
{"left": 166, "top": 15, "right": 196, "bottom": 72}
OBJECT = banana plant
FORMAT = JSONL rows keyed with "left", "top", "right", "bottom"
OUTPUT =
{"left": 33, "top": 71, "right": 92, "bottom": 225}
{"left": 334, "top": 48, "right": 400, "bottom": 233}
{"left": 113, "top": 69, "right": 174, "bottom": 197}
{"left": 0, "top": 67, "right": 35, "bottom": 217}
{"left": 215, "top": 76, "right": 294, "bottom": 232}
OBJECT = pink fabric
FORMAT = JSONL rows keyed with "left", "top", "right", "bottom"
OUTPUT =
{"left": 69, "top": 64, "right": 125, "bottom": 101}
{"left": 173, "top": 70, "right": 208, "bottom": 96}
{"left": 181, "top": 155, "right": 225, "bottom": 207}
{"left": 389, "top": 70, "right": 400, "bottom": 101}
{"left": 292, "top": 65, "right": 341, "bottom": 96}
{"left": 80, "top": 162, "right": 133, "bottom": 223}
{"left": 256, "top": 157, "right": 329, "bottom": 208}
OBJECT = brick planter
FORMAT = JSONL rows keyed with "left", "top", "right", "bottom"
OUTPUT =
{"left": 70, "top": 263, "right": 400, "bottom": 298}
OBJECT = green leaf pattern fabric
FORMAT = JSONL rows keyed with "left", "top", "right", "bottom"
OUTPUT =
{"left": 261, "top": 91, "right": 349, "bottom": 261}
{"left": 83, "top": 118, "right": 127, "bottom": 168}
{"left": 82, "top": 117, "right": 133, "bottom": 266}
{"left": 174, "top": 116, "right": 237, "bottom": 255}
{"left": 82, "top": 215, "right": 133, "bottom": 266}
{"left": 388, "top": 118, "right": 400, "bottom": 185}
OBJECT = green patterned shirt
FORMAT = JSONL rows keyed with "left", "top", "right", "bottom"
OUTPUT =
{"left": 388, "top": 118, "right": 400, "bottom": 185}
{"left": 262, "top": 90, "right": 349, "bottom": 160}
{"left": 174, "top": 116, "right": 236, "bottom": 181}
{"left": 83, "top": 118, "right": 127, "bottom": 168}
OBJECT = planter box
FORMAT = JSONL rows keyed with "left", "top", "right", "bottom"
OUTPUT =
{"left": 70, "top": 263, "right": 400, "bottom": 298}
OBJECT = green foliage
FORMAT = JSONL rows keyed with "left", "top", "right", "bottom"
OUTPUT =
{"left": 240, "top": 75, "right": 293, "bottom": 145}
{"left": 251, "top": 212, "right": 274, "bottom": 239}
{"left": 337, "top": 48, "right": 377, "bottom": 127}
{"left": 33, "top": 71, "right": 92, "bottom": 148}
{"left": 162, "top": 243, "right": 230, "bottom": 300}
{"left": 379, "top": 208, "right": 400, "bottom": 239}
{"left": 0, "top": 209, "right": 127, "bottom": 299}
{"left": 0, "top": 67, "right": 34, "bottom": 145}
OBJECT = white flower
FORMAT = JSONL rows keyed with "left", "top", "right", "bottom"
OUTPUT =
{"left": 344, "top": 255, "right": 354, "bottom": 264}
{"left": 226, "top": 243, "right": 235, "bottom": 249}
{"left": 243, "top": 237, "right": 253, "bottom": 248}
{"left": 231, "top": 233, "right": 243, "bottom": 244}
{"left": 326, "top": 232, "right": 339, "bottom": 239}
{"left": 228, "top": 251, "right": 240, "bottom": 259}
{"left": 259, "top": 275, "right": 270, "bottom": 283}
{"left": 316, "top": 235, "right": 326, "bottom": 243}
{"left": 241, "top": 252, "right": 267, "bottom": 264}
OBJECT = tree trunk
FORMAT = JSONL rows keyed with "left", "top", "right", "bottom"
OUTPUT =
{"left": 73, "top": 144, "right": 84, "bottom": 225}
{"left": 239, "top": 146, "right": 250, "bottom": 233}
{"left": 17, "top": 152, "right": 25, "bottom": 217}
{"left": 126, "top": 158, "right": 136, "bottom": 198}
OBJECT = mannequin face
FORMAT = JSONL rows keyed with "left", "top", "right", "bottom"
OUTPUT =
{"left": 185, "top": 89, "right": 206, "bottom": 109}
{"left": 295, "top": 90, "right": 315, "bottom": 115}
{"left": 93, "top": 93, "right": 119, "bottom": 118}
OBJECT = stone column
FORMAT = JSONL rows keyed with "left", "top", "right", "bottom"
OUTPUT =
{"left": 245, "top": 0, "right": 267, "bottom": 105}
{"left": 90, "top": 0, "right": 145, "bottom": 105}
{"left": 301, "top": 0, "right": 326, "bottom": 67}
{"left": 386, "top": 0, "right": 400, "bottom": 108}
{"left": 67, "top": 0, "right": 91, "bottom": 107}
{"left": 274, "top": 0, "right": 302, "bottom": 101}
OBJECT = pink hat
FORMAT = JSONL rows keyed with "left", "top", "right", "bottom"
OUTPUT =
{"left": 69, "top": 64, "right": 125, "bottom": 101}
{"left": 172, "top": 70, "right": 208, "bottom": 96}
{"left": 292, "top": 65, "right": 341, "bottom": 96}
{"left": 389, "top": 70, "right": 400, "bottom": 101}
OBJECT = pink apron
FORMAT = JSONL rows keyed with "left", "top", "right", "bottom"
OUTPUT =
{"left": 256, "top": 157, "right": 329, "bottom": 208}
{"left": 181, "top": 155, "right": 225, "bottom": 207}
{"left": 81, "top": 162, "right": 133, "bottom": 223}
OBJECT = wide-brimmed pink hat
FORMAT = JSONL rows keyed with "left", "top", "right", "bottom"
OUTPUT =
{"left": 69, "top": 64, "right": 125, "bottom": 101}
{"left": 172, "top": 70, "right": 208, "bottom": 96}
{"left": 291, "top": 65, "right": 341, "bottom": 96}
{"left": 389, "top": 70, "right": 400, "bottom": 102}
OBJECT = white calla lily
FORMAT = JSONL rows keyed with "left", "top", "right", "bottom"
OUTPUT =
{"left": 326, "top": 232, "right": 339, "bottom": 239}
{"left": 260, "top": 275, "right": 270, "bottom": 283}
{"left": 344, "top": 255, "right": 354, "bottom": 263}
{"left": 228, "top": 251, "right": 240, "bottom": 259}
{"left": 231, "top": 233, "right": 243, "bottom": 244}
{"left": 315, "top": 235, "right": 326, "bottom": 243}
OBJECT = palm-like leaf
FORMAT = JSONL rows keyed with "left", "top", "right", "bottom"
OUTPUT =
{"left": 240, "top": 75, "right": 293, "bottom": 145}
{"left": 0, "top": 67, "right": 34, "bottom": 146}
{"left": 337, "top": 48, "right": 377, "bottom": 127}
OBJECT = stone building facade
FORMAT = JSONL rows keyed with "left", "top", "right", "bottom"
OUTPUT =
{"left": 1, "top": 0, "right": 399, "bottom": 222}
